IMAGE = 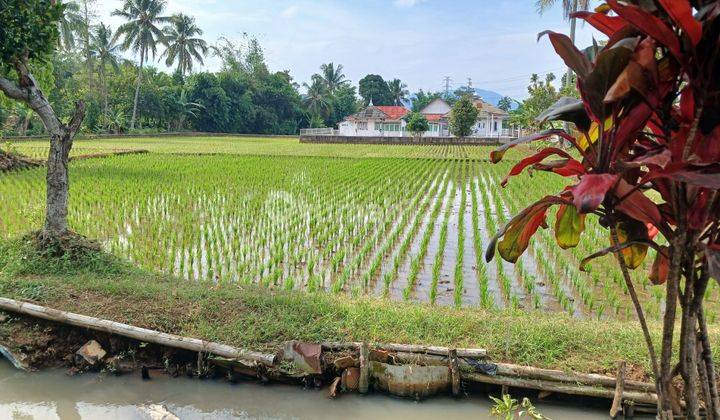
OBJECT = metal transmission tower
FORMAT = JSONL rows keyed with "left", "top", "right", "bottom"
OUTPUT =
{"left": 443, "top": 76, "right": 452, "bottom": 98}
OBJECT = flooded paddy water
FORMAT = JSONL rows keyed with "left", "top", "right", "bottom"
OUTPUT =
{"left": 2, "top": 152, "right": 718, "bottom": 322}
{"left": 0, "top": 361, "right": 615, "bottom": 419}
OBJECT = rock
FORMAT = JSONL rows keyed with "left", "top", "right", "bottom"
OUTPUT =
{"left": 333, "top": 355, "right": 358, "bottom": 370}
{"left": 0, "top": 313, "right": 8, "bottom": 323}
{"left": 142, "top": 404, "right": 179, "bottom": 420}
{"left": 341, "top": 367, "right": 360, "bottom": 391}
{"left": 75, "top": 340, "right": 107, "bottom": 366}
{"left": 106, "top": 356, "right": 135, "bottom": 375}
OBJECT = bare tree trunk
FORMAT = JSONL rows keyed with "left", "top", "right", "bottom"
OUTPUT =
{"left": 130, "top": 47, "right": 144, "bottom": 130}
{"left": 698, "top": 302, "right": 720, "bottom": 418}
{"left": 44, "top": 131, "right": 72, "bottom": 237}
{"left": 679, "top": 258, "right": 700, "bottom": 418}
{"left": 0, "top": 65, "right": 85, "bottom": 240}
{"left": 661, "top": 232, "right": 687, "bottom": 415}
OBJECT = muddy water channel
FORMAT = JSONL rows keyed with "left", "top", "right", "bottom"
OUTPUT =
{"left": 0, "top": 361, "right": 619, "bottom": 420}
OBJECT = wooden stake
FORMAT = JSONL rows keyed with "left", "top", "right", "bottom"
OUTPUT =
{"left": 0, "top": 297, "right": 276, "bottom": 366}
{"left": 610, "top": 361, "right": 627, "bottom": 418}
{"left": 449, "top": 349, "right": 460, "bottom": 396}
{"left": 358, "top": 342, "right": 369, "bottom": 394}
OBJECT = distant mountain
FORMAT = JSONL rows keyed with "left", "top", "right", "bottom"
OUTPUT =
{"left": 474, "top": 89, "right": 519, "bottom": 110}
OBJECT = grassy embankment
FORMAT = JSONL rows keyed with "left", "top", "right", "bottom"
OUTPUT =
{"left": 0, "top": 236, "right": 705, "bottom": 378}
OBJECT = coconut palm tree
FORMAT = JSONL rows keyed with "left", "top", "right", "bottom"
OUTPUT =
{"left": 90, "top": 23, "right": 122, "bottom": 124}
{"left": 303, "top": 75, "right": 332, "bottom": 121}
{"left": 319, "top": 63, "right": 348, "bottom": 94}
{"left": 161, "top": 14, "right": 208, "bottom": 77}
{"left": 535, "top": 0, "right": 591, "bottom": 86}
{"left": 112, "top": 0, "right": 170, "bottom": 130}
{"left": 58, "top": 1, "right": 84, "bottom": 51}
{"left": 388, "top": 79, "right": 409, "bottom": 106}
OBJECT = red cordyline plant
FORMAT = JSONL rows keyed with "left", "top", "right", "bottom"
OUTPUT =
{"left": 486, "top": 1, "right": 720, "bottom": 417}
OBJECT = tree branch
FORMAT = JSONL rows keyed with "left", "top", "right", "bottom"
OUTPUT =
{"left": 66, "top": 101, "right": 86, "bottom": 137}
{"left": 0, "top": 76, "right": 27, "bottom": 101}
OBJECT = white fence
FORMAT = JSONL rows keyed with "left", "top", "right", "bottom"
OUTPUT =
{"left": 301, "top": 127, "right": 526, "bottom": 139}
{"left": 299, "top": 128, "right": 338, "bottom": 136}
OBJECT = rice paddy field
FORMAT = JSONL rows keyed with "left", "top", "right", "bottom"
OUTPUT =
{"left": 3, "top": 136, "right": 720, "bottom": 323}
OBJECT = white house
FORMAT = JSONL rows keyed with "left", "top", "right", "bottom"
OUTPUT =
{"left": 336, "top": 97, "right": 511, "bottom": 138}
{"left": 419, "top": 98, "right": 451, "bottom": 137}
{"left": 472, "top": 98, "right": 509, "bottom": 137}
{"left": 338, "top": 102, "right": 410, "bottom": 137}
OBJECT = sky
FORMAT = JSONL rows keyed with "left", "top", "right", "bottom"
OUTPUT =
{"left": 94, "top": 0, "right": 604, "bottom": 100}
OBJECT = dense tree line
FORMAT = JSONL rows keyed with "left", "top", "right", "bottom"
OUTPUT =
{"left": 0, "top": 0, "right": 424, "bottom": 136}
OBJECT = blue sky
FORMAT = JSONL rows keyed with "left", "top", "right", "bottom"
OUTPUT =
{"left": 96, "top": 0, "right": 604, "bottom": 99}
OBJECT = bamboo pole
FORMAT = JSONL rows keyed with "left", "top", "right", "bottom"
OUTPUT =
{"left": 0, "top": 298, "right": 276, "bottom": 366}
{"left": 322, "top": 342, "right": 487, "bottom": 358}
{"left": 494, "top": 362, "right": 655, "bottom": 393}
{"left": 464, "top": 373, "right": 658, "bottom": 405}
{"left": 375, "top": 343, "right": 487, "bottom": 358}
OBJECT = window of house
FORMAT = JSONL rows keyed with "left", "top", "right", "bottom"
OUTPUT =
{"left": 494, "top": 121, "right": 498, "bottom": 131}
{"left": 383, "top": 123, "right": 400, "bottom": 131}
{"left": 357, "top": 121, "right": 368, "bottom": 130}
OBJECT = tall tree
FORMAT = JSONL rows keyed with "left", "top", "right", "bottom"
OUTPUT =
{"left": 161, "top": 14, "right": 208, "bottom": 77}
{"left": 319, "top": 62, "right": 348, "bottom": 94}
{"left": 112, "top": 0, "right": 169, "bottom": 130}
{"left": 57, "top": 0, "right": 83, "bottom": 51}
{"left": 497, "top": 96, "right": 513, "bottom": 112}
{"left": 90, "top": 23, "right": 121, "bottom": 123}
{"left": 387, "top": 78, "right": 408, "bottom": 106}
{"left": 0, "top": 0, "right": 86, "bottom": 241}
{"left": 302, "top": 74, "right": 331, "bottom": 121}
{"left": 411, "top": 90, "right": 442, "bottom": 112}
{"left": 78, "top": 0, "right": 97, "bottom": 84}
{"left": 358, "top": 74, "right": 391, "bottom": 106}
{"left": 448, "top": 95, "right": 478, "bottom": 137}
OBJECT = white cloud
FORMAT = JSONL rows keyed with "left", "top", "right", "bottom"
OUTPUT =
{"left": 280, "top": 5, "right": 300, "bottom": 18}
{"left": 393, "top": 0, "right": 423, "bottom": 8}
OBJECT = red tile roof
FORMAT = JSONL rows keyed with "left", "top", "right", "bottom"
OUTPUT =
{"left": 423, "top": 113, "right": 447, "bottom": 122}
{"left": 375, "top": 106, "right": 410, "bottom": 120}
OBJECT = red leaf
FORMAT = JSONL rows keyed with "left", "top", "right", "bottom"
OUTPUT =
{"left": 501, "top": 147, "right": 572, "bottom": 186}
{"left": 490, "top": 129, "right": 568, "bottom": 163}
{"left": 611, "top": 102, "right": 654, "bottom": 157}
{"left": 691, "top": 126, "right": 720, "bottom": 163}
{"left": 607, "top": 0, "right": 682, "bottom": 61}
{"left": 534, "top": 158, "right": 586, "bottom": 177}
{"left": 614, "top": 179, "right": 664, "bottom": 227}
{"left": 538, "top": 31, "right": 593, "bottom": 80}
{"left": 688, "top": 190, "right": 710, "bottom": 230}
{"left": 628, "top": 147, "right": 672, "bottom": 169}
{"left": 571, "top": 174, "right": 618, "bottom": 213}
{"left": 572, "top": 11, "right": 627, "bottom": 37}
{"left": 680, "top": 85, "right": 695, "bottom": 122}
{"left": 605, "top": 38, "right": 658, "bottom": 103}
{"left": 649, "top": 247, "right": 670, "bottom": 285}
{"left": 649, "top": 167, "right": 720, "bottom": 190}
{"left": 486, "top": 196, "right": 566, "bottom": 263}
{"left": 657, "top": 0, "right": 703, "bottom": 46}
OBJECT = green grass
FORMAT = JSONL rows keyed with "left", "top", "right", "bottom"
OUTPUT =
{"left": 0, "top": 237, "right": 694, "bottom": 376}
{"left": 7, "top": 136, "right": 522, "bottom": 160}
